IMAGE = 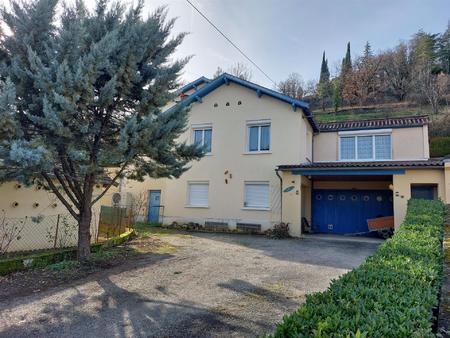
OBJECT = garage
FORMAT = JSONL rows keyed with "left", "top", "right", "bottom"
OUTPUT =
{"left": 312, "top": 189, "right": 393, "bottom": 234}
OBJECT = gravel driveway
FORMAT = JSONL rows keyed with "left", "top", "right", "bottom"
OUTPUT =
{"left": 0, "top": 232, "right": 380, "bottom": 338}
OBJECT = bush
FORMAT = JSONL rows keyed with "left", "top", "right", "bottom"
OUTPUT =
{"left": 266, "top": 223, "right": 291, "bottom": 239}
{"left": 270, "top": 199, "right": 445, "bottom": 337}
{"left": 430, "top": 136, "right": 450, "bottom": 157}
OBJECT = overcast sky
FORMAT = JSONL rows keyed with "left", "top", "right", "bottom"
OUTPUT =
{"left": 2, "top": 0, "right": 449, "bottom": 88}
{"left": 141, "top": 0, "right": 449, "bottom": 88}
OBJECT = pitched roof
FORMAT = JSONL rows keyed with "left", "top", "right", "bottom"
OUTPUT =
{"left": 176, "top": 76, "right": 211, "bottom": 95}
{"left": 318, "top": 115, "right": 428, "bottom": 132}
{"left": 168, "top": 73, "right": 319, "bottom": 132}
{"left": 277, "top": 158, "right": 445, "bottom": 170}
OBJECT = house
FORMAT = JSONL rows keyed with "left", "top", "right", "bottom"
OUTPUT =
{"left": 0, "top": 180, "right": 114, "bottom": 252}
{"left": 124, "top": 73, "right": 450, "bottom": 236}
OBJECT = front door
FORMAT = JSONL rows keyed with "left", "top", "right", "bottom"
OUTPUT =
{"left": 148, "top": 190, "right": 161, "bottom": 223}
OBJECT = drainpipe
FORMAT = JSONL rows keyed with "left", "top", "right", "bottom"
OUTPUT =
{"left": 275, "top": 168, "right": 283, "bottom": 223}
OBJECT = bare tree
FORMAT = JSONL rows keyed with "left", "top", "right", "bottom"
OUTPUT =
{"left": 381, "top": 43, "right": 411, "bottom": 101}
{"left": 342, "top": 54, "right": 383, "bottom": 106}
{"left": 228, "top": 62, "right": 252, "bottom": 81}
{"left": 0, "top": 211, "right": 25, "bottom": 255}
{"left": 277, "top": 73, "right": 304, "bottom": 100}
{"left": 414, "top": 63, "right": 449, "bottom": 113}
{"left": 212, "top": 66, "right": 224, "bottom": 79}
{"left": 304, "top": 79, "right": 318, "bottom": 97}
{"left": 130, "top": 190, "right": 149, "bottom": 223}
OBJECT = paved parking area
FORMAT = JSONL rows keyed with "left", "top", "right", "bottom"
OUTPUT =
{"left": 0, "top": 233, "right": 380, "bottom": 338}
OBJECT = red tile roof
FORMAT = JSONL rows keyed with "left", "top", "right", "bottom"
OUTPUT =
{"left": 318, "top": 116, "right": 428, "bottom": 132}
{"left": 277, "top": 159, "right": 445, "bottom": 170}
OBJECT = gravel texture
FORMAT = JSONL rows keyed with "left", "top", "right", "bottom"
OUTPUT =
{"left": 0, "top": 232, "right": 379, "bottom": 338}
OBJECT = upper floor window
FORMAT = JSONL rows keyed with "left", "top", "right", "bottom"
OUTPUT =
{"left": 339, "top": 132, "right": 391, "bottom": 161}
{"left": 247, "top": 121, "right": 270, "bottom": 152}
{"left": 193, "top": 125, "right": 212, "bottom": 153}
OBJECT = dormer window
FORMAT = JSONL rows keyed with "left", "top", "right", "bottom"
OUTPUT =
{"left": 339, "top": 130, "right": 391, "bottom": 161}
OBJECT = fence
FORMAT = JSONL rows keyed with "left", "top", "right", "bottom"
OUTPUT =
{"left": 0, "top": 212, "right": 100, "bottom": 255}
{"left": 98, "top": 205, "right": 133, "bottom": 239}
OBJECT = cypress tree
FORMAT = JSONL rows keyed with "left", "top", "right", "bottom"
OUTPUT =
{"left": 317, "top": 51, "right": 331, "bottom": 110}
{"left": 0, "top": 0, "right": 204, "bottom": 260}
{"left": 342, "top": 42, "right": 352, "bottom": 74}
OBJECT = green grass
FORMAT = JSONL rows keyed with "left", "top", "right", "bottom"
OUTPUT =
{"left": 47, "top": 260, "right": 80, "bottom": 271}
{"left": 133, "top": 223, "right": 191, "bottom": 238}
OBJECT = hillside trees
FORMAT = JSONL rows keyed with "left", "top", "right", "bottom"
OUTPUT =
{"left": 307, "top": 25, "right": 450, "bottom": 112}
{"left": 277, "top": 73, "right": 304, "bottom": 100}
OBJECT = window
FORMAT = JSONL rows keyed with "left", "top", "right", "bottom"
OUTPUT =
{"left": 187, "top": 182, "right": 209, "bottom": 207}
{"left": 339, "top": 133, "right": 391, "bottom": 160}
{"left": 375, "top": 135, "right": 391, "bottom": 159}
{"left": 411, "top": 184, "right": 437, "bottom": 200}
{"left": 193, "top": 126, "right": 212, "bottom": 153}
{"left": 340, "top": 137, "right": 356, "bottom": 160}
{"left": 247, "top": 122, "right": 270, "bottom": 152}
{"left": 244, "top": 182, "right": 270, "bottom": 209}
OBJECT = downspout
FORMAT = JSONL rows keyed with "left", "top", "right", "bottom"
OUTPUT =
{"left": 275, "top": 168, "right": 283, "bottom": 223}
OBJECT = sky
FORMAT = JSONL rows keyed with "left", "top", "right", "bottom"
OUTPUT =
{"left": 1, "top": 0, "right": 449, "bottom": 88}
{"left": 139, "top": 0, "right": 450, "bottom": 88}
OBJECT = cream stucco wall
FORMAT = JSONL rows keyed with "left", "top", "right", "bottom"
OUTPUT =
{"left": 313, "top": 126, "right": 429, "bottom": 162}
{"left": 0, "top": 181, "right": 116, "bottom": 252}
{"left": 124, "top": 83, "right": 312, "bottom": 232}
{"left": 392, "top": 169, "right": 447, "bottom": 227}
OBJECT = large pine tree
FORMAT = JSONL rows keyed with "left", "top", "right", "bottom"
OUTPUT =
{"left": 0, "top": 0, "right": 204, "bottom": 260}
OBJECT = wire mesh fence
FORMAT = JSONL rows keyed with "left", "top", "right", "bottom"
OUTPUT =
{"left": 0, "top": 211, "right": 100, "bottom": 255}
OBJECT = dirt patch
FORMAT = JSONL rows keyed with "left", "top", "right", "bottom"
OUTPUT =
{"left": 0, "top": 235, "right": 173, "bottom": 302}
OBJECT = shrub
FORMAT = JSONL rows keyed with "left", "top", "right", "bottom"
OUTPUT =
{"left": 430, "top": 136, "right": 450, "bottom": 157}
{"left": 270, "top": 199, "right": 445, "bottom": 338}
{"left": 266, "top": 223, "right": 291, "bottom": 239}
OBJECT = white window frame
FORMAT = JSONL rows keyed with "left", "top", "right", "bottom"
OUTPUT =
{"left": 246, "top": 120, "right": 271, "bottom": 153}
{"left": 186, "top": 181, "right": 209, "bottom": 208}
{"left": 192, "top": 123, "right": 212, "bottom": 154}
{"left": 338, "top": 129, "right": 392, "bottom": 161}
{"left": 243, "top": 181, "right": 270, "bottom": 210}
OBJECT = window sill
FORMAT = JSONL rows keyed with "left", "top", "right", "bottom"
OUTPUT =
{"left": 339, "top": 158, "right": 392, "bottom": 162}
{"left": 242, "top": 151, "right": 272, "bottom": 155}
{"left": 185, "top": 205, "right": 209, "bottom": 209}
{"left": 242, "top": 207, "right": 271, "bottom": 211}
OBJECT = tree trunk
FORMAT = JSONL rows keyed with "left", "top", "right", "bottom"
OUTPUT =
{"left": 77, "top": 183, "right": 94, "bottom": 261}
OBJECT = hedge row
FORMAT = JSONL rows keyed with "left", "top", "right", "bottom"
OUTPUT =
{"left": 430, "top": 136, "right": 450, "bottom": 157}
{"left": 271, "top": 199, "right": 445, "bottom": 338}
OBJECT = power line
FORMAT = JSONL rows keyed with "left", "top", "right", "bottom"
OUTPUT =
{"left": 185, "top": 0, "right": 277, "bottom": 86}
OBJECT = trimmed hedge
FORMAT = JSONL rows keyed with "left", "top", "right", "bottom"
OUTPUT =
{"left": 430, "top": 136, "right": 450, "bottom": 157}
{"left": 271, "top": 199, "right": 445, "bottom": 338}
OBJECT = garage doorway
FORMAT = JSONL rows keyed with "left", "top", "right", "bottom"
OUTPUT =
{"left": 312, "top": 189, "right": 393, "bottom": 235}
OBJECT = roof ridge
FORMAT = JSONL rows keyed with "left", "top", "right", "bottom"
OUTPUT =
{"left": 317, "top": 115, "right": 428, "bottom": 126}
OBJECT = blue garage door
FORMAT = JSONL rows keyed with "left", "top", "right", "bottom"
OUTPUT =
{"left": 312, "top": 189, "right": 393, "bottom": 234}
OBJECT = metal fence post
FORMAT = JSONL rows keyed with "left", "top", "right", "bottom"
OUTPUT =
{"left": 54, "top": 214, "right": 60, "bottom": 249}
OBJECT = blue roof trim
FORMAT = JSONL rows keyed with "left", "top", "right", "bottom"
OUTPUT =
{"left": 292, "top": 169, "right": 406, "bottom": 176}
{"left": 176, "top": 76, "right": 211, "bottom": 95}
{"left": 168, "top": 73, "right": 319, "bottom": 132}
